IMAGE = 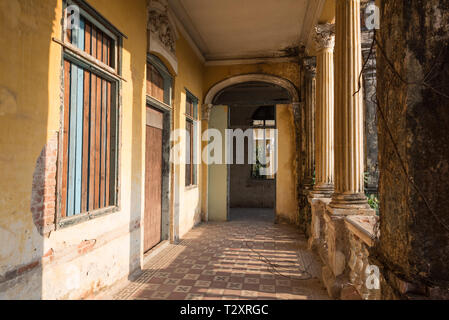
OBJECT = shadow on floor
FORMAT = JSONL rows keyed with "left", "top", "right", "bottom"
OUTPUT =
{"left": 109, "top": 215, "right": 330, "bottom": 301}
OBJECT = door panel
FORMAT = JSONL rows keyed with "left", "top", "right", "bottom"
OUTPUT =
{"left": 144, "top": 108, "right": 163, "bottom": 252}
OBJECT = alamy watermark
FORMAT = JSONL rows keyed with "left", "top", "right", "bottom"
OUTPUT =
{"left": 365, "top": 264, "right": 380, "bottom": 290}
{"left": 64, "top": 5, "right": 80, "bottom": 30}
{"left": 170, "top": 128, "right": 278, "bottom": 177}
{"left": 365, "top": 3, "right": 380, "bottom": 30}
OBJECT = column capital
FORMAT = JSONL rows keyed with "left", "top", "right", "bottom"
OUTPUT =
{"left": 201, "top": 104, "right": 214, "bottom": 121}
{"left": 313, "top": 23, "right": 335, "bottom": 51}
{"left": 303, "top": 56, "right": 317, "bottom": 78}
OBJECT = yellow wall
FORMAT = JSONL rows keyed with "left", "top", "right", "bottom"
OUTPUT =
{"left": 276, "top": 105, "right": 298, "bottom": 224}
{"left": 171, "top": 33, "right": 205, "bottom": 238}
{"left": 0, "top": 0, "right": 60, "bottom": 281}
{"left": 0, "top": 0, "right": 302, "bottom": 298}
{"left": 0, "top": 0, "right": 147, "bottom": 299}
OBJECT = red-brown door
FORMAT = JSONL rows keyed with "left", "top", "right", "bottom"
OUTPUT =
{"left": 144, "top": 107, "right": 164, "bottom": 252}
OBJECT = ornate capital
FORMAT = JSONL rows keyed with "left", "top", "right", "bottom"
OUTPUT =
{"left": 303, "top": 56, "right": 317, "bottom": 78}
{"left": 201, "top": 104, "right": 214, "bottom": 121}
{"left": 148, "top": 0, "right": 177, "bottom": 55}
{"left": 314, "top": 23, "right": 335, "bottom": 51}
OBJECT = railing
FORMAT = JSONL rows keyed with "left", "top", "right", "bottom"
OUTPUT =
{"left": 307, "top": 196, "right": 381, "bottom": 300}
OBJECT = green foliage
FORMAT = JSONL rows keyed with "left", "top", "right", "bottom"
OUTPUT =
{"left": 252, "top": 145, "right": 269, "bottom": 179}
{"left": 367, "top": 193, "right": 379, "bottom": 215}
{"left": 364, "top": 171, "right": 379, "bottom": 215}
{"left": 364, "top": 171, "right": 370, "bottom": 184}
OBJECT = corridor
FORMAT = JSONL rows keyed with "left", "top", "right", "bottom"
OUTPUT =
{"left": 112, "top": 211, "right": 329, "bottom": 300}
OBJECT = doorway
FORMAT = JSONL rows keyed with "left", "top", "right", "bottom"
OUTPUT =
{"left": 228, "top": 105, "right": 277, "bottom": 222}
{"left": 205, "top": 77, "right": 299, "bottom": 223}
{"left": 144, "top": 106, "right": 164, "bottom": 252}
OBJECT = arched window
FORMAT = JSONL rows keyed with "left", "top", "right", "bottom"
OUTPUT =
{"left": 146, "top": 54, "right": 173, "bottom": 107}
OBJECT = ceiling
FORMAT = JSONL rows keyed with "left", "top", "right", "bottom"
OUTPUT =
{"left": 168, "top": 0, "right": 325, "bottom": 62}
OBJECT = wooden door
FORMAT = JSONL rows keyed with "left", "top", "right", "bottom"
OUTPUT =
{"left": 144, "top": 107, "right": 164, "bottom": 252}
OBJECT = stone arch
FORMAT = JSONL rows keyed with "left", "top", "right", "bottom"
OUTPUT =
{"left": 204, "top": 73, "right": 300, "bottom": 105}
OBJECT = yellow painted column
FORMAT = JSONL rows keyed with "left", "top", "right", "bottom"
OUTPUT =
{"left": 311, "top": 23, "right": 335, "bottom": 198}
{"left": 330, "top": 0, "right": 369, "bottom": 209}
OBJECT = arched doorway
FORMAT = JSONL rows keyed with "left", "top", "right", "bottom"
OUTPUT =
{"left": 204, "top": 74, "right": 300, "bottom": 223}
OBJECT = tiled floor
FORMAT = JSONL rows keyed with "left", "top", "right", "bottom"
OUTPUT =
{"left": 114, "top": 209, "right": 330, "bottom": 300}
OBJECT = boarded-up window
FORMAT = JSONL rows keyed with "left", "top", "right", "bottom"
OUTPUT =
{"left": 146, "top": 55, "right": 173, "bottom": 106}
{"left": 66, "top": 15, "right": 115, "bottom": 69}
{"left": 61, "top": 1, "right": 121, "bottom": 218}
{"left": 61, "top": 61, "right": 117, "bottom": 217}
{"left": 147, "top": 64, "right": 165, "bottom": 102}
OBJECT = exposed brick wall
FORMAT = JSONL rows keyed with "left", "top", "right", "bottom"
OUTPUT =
{"left": 31, "top": 132, "right": 58, "bottom": 235}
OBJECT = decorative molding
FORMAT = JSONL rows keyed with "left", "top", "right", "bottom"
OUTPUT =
{"left": 314, "top": 23, "right": 335, "bottom": 51}
{"left": 170, "top": 6, "right": 206, "bottom": 64}
{"left": 167, "top": 0, "right": 209, "bottom": 54}
{"left": 204, "top": 56, "right": 299, "bottom": 67}
{"left": 148, "top": 0, "right": 177, "bottom": 54}
{"left": 148, "top": 0, "right": 179, "bottom": 74}
{"left": 204, "top": 73, "right": 300, "bottom": 105}
{"left": 169, "top": 0, "right": 326, "bottom": 65}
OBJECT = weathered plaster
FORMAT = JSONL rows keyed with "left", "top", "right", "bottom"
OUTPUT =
{"left": 376, "top": 0, "right": 449, "bottom": 298}
{"left": 0, "top": 0, "right": 148, "bottom": 299}
{"left": 276, "top": 105, "right": 299, "bottom": 224}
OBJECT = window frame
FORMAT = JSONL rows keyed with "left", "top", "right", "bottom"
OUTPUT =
{"left": 56, "top": 0, "right": 125, "bottom": 229}
{"left": 251, "top": 118, "right": 277, "bottom": 181}
{"left": 185, "top": 90, "right": 198, "bottom": 187}
{"left": 146, "top": 54, "right": 173, "bottom": 109}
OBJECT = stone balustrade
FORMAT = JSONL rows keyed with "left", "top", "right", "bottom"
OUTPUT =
{"left": 345, "top": 215, "right": 381, "bottom": 300}
{"left": 307, "top": 196, "right": 379, "bottom": 300}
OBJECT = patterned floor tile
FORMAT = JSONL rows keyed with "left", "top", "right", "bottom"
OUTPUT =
{"left": 112, "top": 212, "right": 330, "bottom": 301}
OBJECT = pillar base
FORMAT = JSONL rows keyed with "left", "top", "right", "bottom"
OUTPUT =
{"left": 311, "top": 183, "right": 334, "bottom": 198}
{"left": 329, "top": 192, "right": 370, "bottom": 209}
